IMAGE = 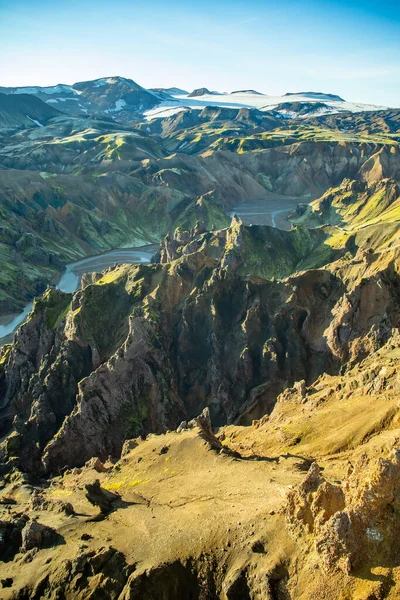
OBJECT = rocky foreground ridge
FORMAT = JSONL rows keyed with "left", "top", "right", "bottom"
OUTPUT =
{"left": 1, "top": 339, "right": 400, "bottom": 597}
{"left": 1, "top": 181, "right": 400, "bottom": 596}
{"left": 2, "top": 207, "right": 400, "bottom": 475}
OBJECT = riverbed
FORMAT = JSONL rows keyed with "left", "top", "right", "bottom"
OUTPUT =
{"left": 0, "top": 245, "right": 158, "bottom": 343}
{"left": 230, "top": 193, "right": 307, "bottom": 229}
{"left": 0, "top": 195, "right": 309, "bottom": 344}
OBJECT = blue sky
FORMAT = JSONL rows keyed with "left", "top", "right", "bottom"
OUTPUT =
{"left": 0, "top": 0, "right": 399, "bottom": 106}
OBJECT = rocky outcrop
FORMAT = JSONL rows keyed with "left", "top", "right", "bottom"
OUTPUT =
{"left": 1, "top": 221, "right": 400, "bottom": 474}
{"left": 285, "top": 462, "right": 346, "bottom": 537}
{"left": 21, "top": 519, "right": 63, "bottom": 552}
{"left": 0, "top": 515, "right": 27, "bottom": 562}
{"left": 15, "top": 546, "right": 134, "bottom": 599}
{"left": 285, "top": 450, "right": 400, "bottom": 574}
{"left": 0, "top": 288, "right": 91, "bottom": 471}
{"left": 85, "top": 480, "right": 120, "bottom": 516}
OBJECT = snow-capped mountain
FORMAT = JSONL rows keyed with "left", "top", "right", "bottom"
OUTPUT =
{"left": 0, "top": 77, "right": 389, "bottom": 124}
{"left": 72, "top": 77, "right": 161, "bottom": 114}
{"left": 0, "top": 83, "right": 90, "bottom": 116}
{"left": 0, "top": 77, "right": 162, "bottom": 123}
{"left": 143, "top": 90, "right": 388, "bottom": 120}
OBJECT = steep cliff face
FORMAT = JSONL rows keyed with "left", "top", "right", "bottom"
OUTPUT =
{"left": 1, "top": 218, "right": 400, "bottom": 475}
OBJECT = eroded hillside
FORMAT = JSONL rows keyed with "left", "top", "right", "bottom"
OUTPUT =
{"left": 1, "top": 206, "right": 400, "bottom": 474}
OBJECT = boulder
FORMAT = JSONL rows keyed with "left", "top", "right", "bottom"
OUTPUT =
{"left": 85, "top": 479, "right": 120, "bottom": 515}
{"left": 21, "top": 519, "right": 62, "bottom": 552}
{"left": 85, "top": 457, "right": 110, "bottom": 473}
{"left": 120, "top": 438, "right": 139, "bottom": 457}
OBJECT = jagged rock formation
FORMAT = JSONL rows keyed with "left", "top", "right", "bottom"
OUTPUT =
{"left": 1, "top": 283, "right": 400, "bottom": 596}
{"left": 85, "top": 480, "right": 120, "bottom": 516}
{"left": 1, "top": 81, "right": 400, "bottom": 598}
{"left": 0, "top": 221, "right": 338, "bottom": 472}
{"left": 1, "top": 210, "right": 400, "bottom": 477}
{"left": 285, "top": 450, "right": 400, "bottom": 575}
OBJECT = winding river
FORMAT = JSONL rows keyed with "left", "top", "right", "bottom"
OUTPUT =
{"left": 0, "top": 245, "right": 157, "bottom": 342}
{"left": 230, "top": 193, "right": 306, "bottom": 229}
{"left": 0, "top": 194, "right": 307, "bottom": 344}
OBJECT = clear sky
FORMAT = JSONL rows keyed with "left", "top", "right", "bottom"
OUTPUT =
{"left": 0, "top": 0, "right": 399, "bottom": 106}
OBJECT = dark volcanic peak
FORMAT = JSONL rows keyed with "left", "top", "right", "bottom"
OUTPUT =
{"left": 231, "top": 89, "right": 264, "bottom": 95}
{"left": 272, "top": 101, "right": 333, "bottom": 117}
{"left": 150, "top": 87, "right": 189, "bottom": 96}
{"left": 284, "top": 91, "right": 345, "bottom": 102}
{"left": 188, "top": 87, "right": 220, "bottom": 97}
{"left": 73, "top": 76, "right": 150, "bottom": 93}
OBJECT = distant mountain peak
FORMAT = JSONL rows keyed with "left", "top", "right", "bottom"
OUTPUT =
{"left": 284, "top": 91, "right": 345, "bottom": 102}
{"left": 231, "top": 89, "right": 264, "bottom": 96}
{"left": 73, "top": 76, "right": 147, "bottom": 92}
{"left": 0, "top": 92, "right": 61, "bottom": 131}
{"left": 151, "top": 87, "right": 189, "bottom": 96}
{"left": 188, "top": 88, "right": 220, "bottom": 97}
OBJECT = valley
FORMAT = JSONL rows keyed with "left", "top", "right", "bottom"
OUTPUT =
{"left": 1, "top": 74, "right": 400, "bottom": 598}
{"left": 0, "top": 245, "right": 156, "bottom": 342}
{"left": 230, "top": 193, "right": 306, "bottom": 228}
{"left": 1, "top": 88, "right": 399, "bottom": 318}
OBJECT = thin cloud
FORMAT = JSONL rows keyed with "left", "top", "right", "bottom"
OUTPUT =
{"left": 240, "top": 17, "right": 259, "bottom": 24}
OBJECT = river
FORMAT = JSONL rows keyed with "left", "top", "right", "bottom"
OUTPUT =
{"left": 0, "top": 245, "right": 157, "bottom": 343}
{"left": 0, "top": 195, "right": 307, "bottom": 344}
{"left": 230, "top": 193, "right": 306, "bottom": 229}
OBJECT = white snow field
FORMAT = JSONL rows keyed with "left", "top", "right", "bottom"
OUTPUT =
{"left": 13, "top": 85, "right": 81, "bottom": 96}
{"left": 1, "top": 79, "right": 388, "bottom": 121}
{"left": 143, "top": 90, "right": 387, "bottom": 120}
{"left": 26, "top": 115, "right": 43, "bottom": 127}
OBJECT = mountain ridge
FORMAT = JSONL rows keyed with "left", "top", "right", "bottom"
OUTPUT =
{"left": 0, "top": 92, "right": 61, "bottom": 131}
{"left": 1, "top": 73, "right": 400, "bottom": 598}
{"left": 0, "top": 76, "right": 390, "bottom": 123}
